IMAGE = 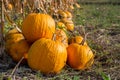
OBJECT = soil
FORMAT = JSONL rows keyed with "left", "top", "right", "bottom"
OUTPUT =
{"left": 0, "top": 25, "right": 120, "bottom": 80}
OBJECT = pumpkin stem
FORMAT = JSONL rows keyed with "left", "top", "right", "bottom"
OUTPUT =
{"left": 15, "top": 24, "right": 22, "bottom": 33}
{"left": 80, "top": 35, "right": 86, "bottom": 45}
{"left": 80, "top": 25, "right": 86, "bottom": 45}
{"left": 9, "top": 57, "right": 24, "bottom": 78}
{"left": 80, "top": 32, "right": 90, "bottom": 45}
{"left": 34, "top": 8, "right": 42, "bottom": 13}
{"left": 79, "top": 25, "right": 93, "bottom": 45}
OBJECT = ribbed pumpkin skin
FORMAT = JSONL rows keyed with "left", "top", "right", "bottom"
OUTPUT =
{"left": 5, "top": 28, "right": 21, "bottom": 41}
{"left": 55, "top": 29, "right": 68, "bottom": 47}
{"left": 67, "top": 43, "right": 94, "bottom": 70}
{"left": 9, "top": 39, "right": 30, "bottom": 61}
{"left": 22, "top": 13, "right": 55, "bottom": 43}
{"left": 28, "top": 38, "right": 67, "bottom": 74}
{"left": 5, "top": 29, "right": 30, "bottom": 62}
{"left": 5, "top": 34, "right": 24, "bottom": 52}
{"left": 6, "top": 28, "right": 19, "bottom": 35}
{"left": 65, "top": 11, "right": 72, "bottom": 18}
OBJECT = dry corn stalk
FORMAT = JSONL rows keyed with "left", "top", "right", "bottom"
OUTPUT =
{"left": 4, "top": 0, "right": 79, "bottom": 14}
{"left": 0, "top": 0, "right": 5, "bottom": 57}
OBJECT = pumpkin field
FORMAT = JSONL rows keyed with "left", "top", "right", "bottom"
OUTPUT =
{"left": 0, "top": 0, "right": 120, "bottom": 80}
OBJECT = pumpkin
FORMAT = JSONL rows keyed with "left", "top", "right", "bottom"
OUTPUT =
{"left": 8, "top": 39, "right": 30, "bottom": 61}
{"left": 28, "top": 37, "right": 67, "bottom": 74}
{"left": 69, "top": 36, "right": 87, "bottom": 45}
{"left": 5, "top": 28, "right": 24, "bottom": 51}
{"left": 8, "top": 3, "right": 13, "bottom": 10}
{"left": 58, "top": 10, "right": 67, "bottom": 18}
{"left": 65, "top": 23, "right": 74, "bottom": 31}
{"left": 61, "top": 18, "right": 73, "bottom": 24}
{"left": 5, "top": 28, "right": 20, "bottom": 41}
{"left": 65, "top": 11, "right": 72, "bottom": 18}
{"left": 5, "top": 33, "right": 24, "bottom": 51}
{"left": 57, "top": 21, "right": 66, "bottom": 29}
{"left": 22, "top": 13, "right": 55, "bottom": 43}
{"left": 55, "top": 29, "right": 68, "bottom": 47}
{"left": 67, "top": 43, "right": 94, "bottom": 70}
{"left": 60, "top": 18, "right": 74, "bottom": 31}
{"left": 69, "top": 5, "right": 74, "bottom": 9}
{"left": 75, "top": 3, "right": 80, "bottom": 8}
{"left": 7, "top": 28, "right": 19, "bottom": 34}
{"left": 5, "top": 29, "right": 30, "bottom": 62}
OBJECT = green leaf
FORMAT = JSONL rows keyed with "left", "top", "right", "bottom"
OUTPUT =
{"left": 100, "top": 72, "right": 111, "bottom": 80}
{"left": 73, "top": 76, "right": 80, "bottom": 80}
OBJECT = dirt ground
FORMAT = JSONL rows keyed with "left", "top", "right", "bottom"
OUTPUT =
{"left": 0, "top": 25, "right": 120, "bottom": 80}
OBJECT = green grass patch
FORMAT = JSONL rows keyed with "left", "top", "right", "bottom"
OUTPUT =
{"left": 74, "top": 4, "right": 120, "bottom": 28}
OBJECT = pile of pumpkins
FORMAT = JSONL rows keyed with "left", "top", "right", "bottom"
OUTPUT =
{"left": 5, "top": 11, "right": 94, "bottom": 74}
{"left": 57, "top": 10, "right": 74, "bottom": 31}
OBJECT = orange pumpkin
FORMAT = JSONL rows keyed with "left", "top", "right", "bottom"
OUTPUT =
{"left": 28, "top": 37, "right": 67, "bottom": 74}
{"left": 65, "top": 23, "right": 74, "bottom": 31}
{"left": 22, "top": 13, "right": 55, "bottom": 43}
{"left": 67, "top": 43, "right": 94, "bottom": 70}
{"left": 5, "top": 29, "right": 30, "bottom": 62}
{"left": 8, "top": 39, "right": 30, "bottom": 61}
{"left": 5, "top": 28, "right": 24, "bottom": 52}
{"left": 5, "top": 28, "right": 21, "bottom": 41}
{"left": 65, "top": 11, "right": 72, "bottom": 18}
{"left": 57, "top": 21, "right": 66, "bottom": 29}
{"left": 8, "top": 3, "right": 13, "bottom": 10}
{"left": 5, "top": 34, "right": 24, "bottom": 51}
{"left": 69, "top": 36, "right": 87, "bottom": 45}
